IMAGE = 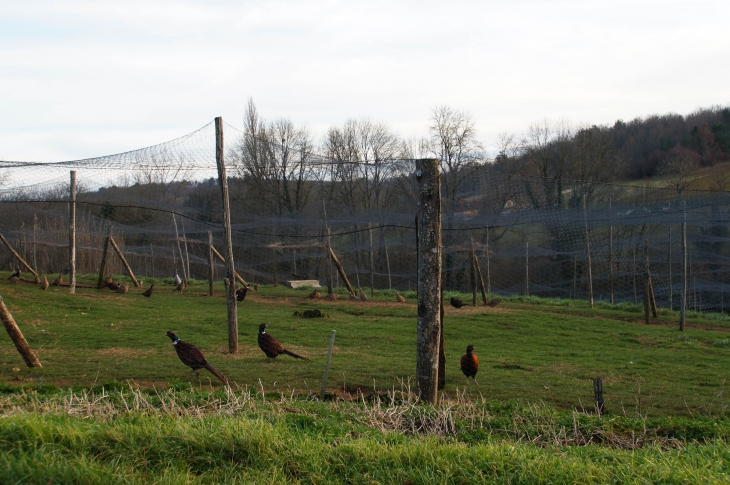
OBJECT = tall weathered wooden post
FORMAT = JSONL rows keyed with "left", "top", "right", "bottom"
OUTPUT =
{"left": 215, "top": 117, "right": 238, "bottom": 353}
{"left": 680, "top": 205, "right": 687, "bottom": 331}
{"left": 208, "top": 231, "right": 214, "bottom": 296}
{"left": 69, "top": 170, "right": 77, "bottom": 294}
{"left": 416, "top": 159, "right": 442, "bottom": 403}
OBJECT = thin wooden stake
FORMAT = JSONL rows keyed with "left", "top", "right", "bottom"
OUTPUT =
{"left": 329, "top": 246, "right": 355, "bottom": 296}
{"left": 208, "top": 231, "right": 214, "bottom": 296}
{"left": 609, "top": 198, "right": 614, "bottom": 305}
{"left": 485, "top": 227, "right": 491, "bottom": 294}
{"left": 668, "top": 226, "right": 673, "bottom": 309}
{"left": 415, "top": 158, "right": 442, "bottom": 404}
{"left": 181, "top": 216, "right": 191, "bottom": 282}
{"left": 171, "top": 214, "right": 188, "bottom": 284}
{"left": 210, "top": 245, "right": 247, "bottom": 286}
{"left": 643, "top": 239, "right": 651, "bottom": 324}
{"left": 109, "top": 237, "right": 140, "bottom": 288}
{"left": 680, "top": 206, "right": 687, "bottom": 331}
{"left": 215, "top": 117, "right": 238, "bottom": 354}
{"left": 384, "top": 235, "right": 392, "bottom": 290}
{"left": 96, "top": 224, "right": 112, "bottom": 289}
{"left": 525, "top": 242, "right": 529, "bottom": 297}
{"left": 0, "top": 295, "right": 42, "bottom": 368}
{"left": 69, "top": 171, "right": 77, "bottom": 294}
{"left": 368, "top": 222, "right": 375, "bottom": 297}
{"left": 583, "top": 195, "right": 593, "bottom": 308}
{"left": 32, "top": 214, "right": 37, "bottom": 273}
{"left": 593, "top": 377, "right": 605, "bottom": 416}
{"left": 0, "top": 233, "right": 38, "bottom": 278}
{"left": 320, "top": 330, "right": 336, "bottom": 400}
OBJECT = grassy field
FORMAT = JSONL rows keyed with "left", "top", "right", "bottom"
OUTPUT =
{"left": 2, "top": 272, "right": 730, "bottom": 483}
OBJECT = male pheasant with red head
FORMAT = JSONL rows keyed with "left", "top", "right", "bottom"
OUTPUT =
{"left": 166, "top": 331, "right": 229, "bottom": 384}
{"left": 258, "top": 324, "right": 309, "bottom": 360}
{"left": 460, "top": 345, "right": 479, "bottom": 384}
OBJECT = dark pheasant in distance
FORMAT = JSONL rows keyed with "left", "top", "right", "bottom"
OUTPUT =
{"left": 108, "top": 281, "right": 120, "bottom": 291}
{"left": 52, "top": 274, "right": 62, "bottom": 286}
{"left": 450, "top": 296, "right": 466, "bottom": 309}
{"left": 236, "top": 284, "right": 252, "bottom": 302}
{"left": 141, "top": 283, "right": 154, "bottom": 297}
{"left": 486, "top": 298, "right": 503, "bottom": 308}
{"left": 460, "top": 345, "right": 479, "bottom": 384}
{"left": 258, "top": 323, "right": 309, "bottom": 360}
{"left": 166, "top": 331, "right": 229, "bottom": 384}
{"left": 9, "top": 267, "right": 21, "bottom": 280}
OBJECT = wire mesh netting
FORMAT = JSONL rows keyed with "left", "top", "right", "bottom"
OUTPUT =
{"left": 0, "top": 120, "right": 728, "bottom": 311}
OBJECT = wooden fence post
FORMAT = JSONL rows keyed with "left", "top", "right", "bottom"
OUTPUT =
{"left": 328, "top": 247, "right": 355, "bottom": 296}
{"left": 96, "top": 224, "right": 112, "bottom": 288}
{"left": 215, "top": 117, "right": 238, "bottom": 354}
{"left": 583, "top": 195, "right": 593, "bottom": 308}
{"left": 320, "top": 330, "right": 336, "bottom": 400}
{"left": 643, "top": 239, "right": 651, "bottom": 324}
{"left": 69, "top": 171, "right": 77, "bottom": 294}
{"left": 525, "top": 242, "right": 529, "bottom": 297}
{"left": 668, "top": 226, "right": 673, "bottom": 310}
{"left": 593, "top": 377, "right": 605, "bottom": 416}
{"left": 416, "top": 158, "right": 442, "bottom": 404}
{"left": 210, "top": 246, "right": 248, "bottom": 286}
{"left": 208, "top": 231, "right": 214, "bottom": 296}
{"left": 0, "top": 295, "right": 42, "bottom": 368}
{"left": 172, "top": 214, "right": 188, "bottom": 284}
{"left": 609, "top": 198, "right": 614, "bottom": 305}
{"left": 680, "top": 206, "right": 687, "bottom": 331}
{"left": 109, "top": 237, "right": 140, "bottom": 288}
{"left": 485, "top": 227, "right": 491, "bottom": 294}
{"left": 0, "top": 233, "right": 38, "bottom": 278}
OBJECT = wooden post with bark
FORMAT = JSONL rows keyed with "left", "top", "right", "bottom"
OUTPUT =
{"left": 471, "top": 238, "right": 488, "bottom": 305}
{"left": 643, "top": 239, "right": 651, "bottom": 324}
{"left": 69, "top": 170, "right": 77, "bottom": 294}
{"left": 415, "top": 159, "right": 442, "bottom": 404}
{"left": 583, "top": 195, "right": 593, "bottom": 308}
{"left": 172, "top": 214, "right": 188, "bottom": 284}
{"left": 208, "top": 231, "right": 214, "bottom": 296}
{"left": 609, "top": 198, "right": 614, "bottom": 305}
{"left": 0, "top": 295, "right": 42, "bottom": 368}
{"left": 593, "top": 377, "right": 605, "bottom": 416}
{"left": 215, "top": 117, "right": 238, "bottom": 354}
{"left": 96, "top": 224, "right": 112, "bottom": 289}
{"left": 109, "top": 237, "right": 140, "bottom": 288}
{"left": 0, "top": 233, "right": 38, "bottom": 278}
{"left": 328, "top": 247, "right": 355, "bottom": 296}
{"left": 525, "top": 242, "right": 529, "bottom": 297}
{"left": 210, "top": 245, "right": 247, "bottom": 286}
{"left": 680, "top": 206, "right": 687, "bottom": 331}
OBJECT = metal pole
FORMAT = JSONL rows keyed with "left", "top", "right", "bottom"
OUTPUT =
{"left": 320, "top": 330, "right": 336, "bottom": 400}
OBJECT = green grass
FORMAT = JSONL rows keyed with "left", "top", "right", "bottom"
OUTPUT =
{"left": 1, "top": 385, "right": 729, "bottom": 484}
{"left": 3, "top": 273, "right": 730, "bottom": 482}
{"left": 2, "top": 272, "right": 730, "bottom": 417}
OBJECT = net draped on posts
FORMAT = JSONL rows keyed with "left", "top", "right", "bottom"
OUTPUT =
{"left": 0, "top": 120, "right": 729, "bottom": 314}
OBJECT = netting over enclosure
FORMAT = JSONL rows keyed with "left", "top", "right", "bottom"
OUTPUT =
{"left": 1, "top": 120, "right": 729, "bottom": 311}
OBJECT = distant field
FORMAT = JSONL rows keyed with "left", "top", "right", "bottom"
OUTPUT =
{"left": 2, "top": 271, "right": 730, "bottom": 417}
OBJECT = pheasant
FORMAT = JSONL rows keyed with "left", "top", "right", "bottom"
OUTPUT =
{"left": 396, "top": 292, "right": 406, "bottom": 303}
{"left": 236, "top": 284, "right": 252, "bottom": 301}
{"left": 8, "top": 267, "right": 21, "bottom": 280}
{"left": 141, "top": 283, "right": 154, "bottom": 297}
{"left": 348, "top": 292, "right": 358, "bottom": 301}
{"left": 52, "top": 274, "right": 63, "bottom": 286}
{"left": 108, "top": 281, "right": 120, "bottom": 291}
{"left": 39, "top": 276, "right": 49, "bottom": 290}
{"left": 358, "top": 287, "right": 369, "bottom": 302}
{"left": 115, "top": 283, "right": 129, "bottom": 294}
{"left": 173, "top": 282, "right": 185, "bottom": 293}
{"left": 258, "top": 323, "right": 309, "bottom": 360}
{"left": 450, "top": 296, "right": 466, "bottom": 309}
{"left": 173, "top": 273, "right": 182, "bottom": 286}
{"left": 9, "top": 275, "right": 19, "bottom": 291}
{"left": 324, "top": 292, "right": 338, "bottom": 301}
{"left": 486, "top": 298, "right": 503, "bottom": 308}
{"left": 33, "top": 275, "right": 40, "bottom": 284}
{"left": 166, "top": 331, "right": 229, "bottom": 384}
{"left": 460, "top": 345, "right": 479, "bottom": 384}
{"left": 305, "top": 289, "right": 322, "bottom": 299}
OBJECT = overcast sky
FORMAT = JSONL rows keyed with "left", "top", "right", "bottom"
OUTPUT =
{"left": 1, "top": 0, "right": 728, "bottom": 161}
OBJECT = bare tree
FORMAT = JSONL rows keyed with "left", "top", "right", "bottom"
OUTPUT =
{"left": 426, "top": 106, "right": 484, "bottom": 213}
{"left": 657, "top": 150, "right": 699, "bottom": 198}
{"left": 521, "top": 119, "right": 573, "bottom": 209}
